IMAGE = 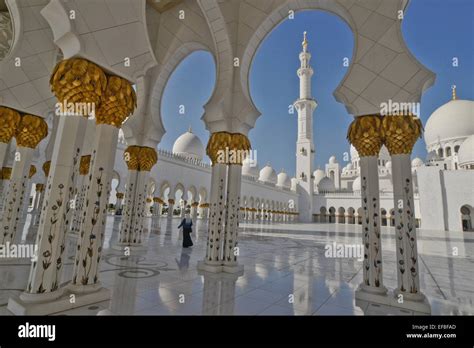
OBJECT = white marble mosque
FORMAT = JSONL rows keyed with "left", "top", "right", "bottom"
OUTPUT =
{"left": 0, "top": 0, "right": 472, "bottom": 316}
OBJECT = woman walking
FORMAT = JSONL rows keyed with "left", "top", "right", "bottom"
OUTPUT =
{"left": 177, "top": 211, "right": 193, "bottom": 248}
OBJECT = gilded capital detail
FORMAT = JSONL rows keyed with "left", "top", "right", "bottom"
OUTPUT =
{"left": 124, "top": 146, "right": 140, "bottom": 171}
{"left": 116, "top": 192, "right": 124, "bottom": 199}
{"left": 15, "top": 115, "right": 48, "bottom": 149}
{"left": 96, "top": 76, "right": 137, "bottom": 127}
{"left": 206, "top": 132, "right": 251, "bottom": 165}
{"left": 0, "top": 107, "right": 21, "bottom": 143}
{"left": 50, "top": 58, "right": 107, "bottom": 115}
{"left": 347, "top": 115, "right": 383, "bottom": 157}
{"left": 29, "top": 165, "right": 36, "bottom": 178}
{"left": 1, "top": 167, "right": 12, "bottom": 180}
{"left": 42, "top": 161, "right": 51, "bottom": 177}
{"left": 138, "top": 147, "right": 158, "bottom": 172}
{"left": 382, "top": 115, "right": 423, "bottom": 155}
{"left": 36, "top": 183, "right": 44, "bottom": 192}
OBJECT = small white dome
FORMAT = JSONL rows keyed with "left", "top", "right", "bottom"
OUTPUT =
{"left": 259, "top": 164, "right": 277, "bottom": 184}
{"left": 458, "top": 134, "right": 474, "bottom": 168}
{"left": 313, "top": 169, "right": 326, "bottom": 185}
{"left": 317, "top": 176, "right": 335, "bottom": 191}
{"left": 172, "top": 129, "right": 205, "bottom": 160}
{"left": 411, "top": 157, "right": 424, "bottom": 167}
{"left": 329, "top": 155, "right": 337, "bottom": 164}
{"left": 242, "top": 158, "right": 259, "bottom": 177}
{"left": 424, "top": 99, "right": 474, "bottom": 148}
{"left": 352, "top": 176, "right": 361, "bottom": 191}
{"left": 385, "top": 161, "right": 392, "bottom": 169}
{"left": 277, "top": 170, "right": 291, "bottom": 188}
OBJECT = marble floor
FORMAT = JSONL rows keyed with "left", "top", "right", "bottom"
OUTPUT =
{"left": 0, "top": 215, "right": 473, "bottom": 315}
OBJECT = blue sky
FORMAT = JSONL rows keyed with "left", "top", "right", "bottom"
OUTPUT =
{"left": 160, "top": 0, "right": 474, "bottom": 177}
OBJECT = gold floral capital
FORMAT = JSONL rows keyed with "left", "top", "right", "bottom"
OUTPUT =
{"left": 15, "top": 115, "right": 48, "bottom": 149}
{"left": 29, "top": 165, "right": 36, "bottom": 178}
{"left": 124, "top": 146, "right": 140, "bottom": 171}
{"left": 1, "top": 167, "right": 12, "bottom": 180}
{"left": 36, "top": 183, "right": 44, "bottom": 192}
{"left": 153, "top": 197, "right": 164, "bottom": 204}
{"left": 347, "top": 115, "right": 383, "bottom": 157}
{"left": 0, "top": 107, "right": 21, "bottom": 143}
{"left": 50, "top": 58, "right": 107, "bottom": 116}
{"left": 116, "top": 192, "right": 124, "bottom": 199}
{"left": 138, "top": 147, "right": 158, "bottom": 172}
{"left": 168, "top": 199, "right": 175, "bottom": 205}
{"left": 206, "top": 132, "right": 251, "bottom": 165}
{"left": 79, "top": 155, "right": 91, "bottom": 175}
{"left": 96, "top": 76, "right": 136, "bottom": 127}
{"left": 146, "top": 198, "right": 152, "bottom": 203}
{"left": 382, "top": 115, "right": 423, "bottom": 155}
{"left": 42, "top": 161, "right": 51, "bottom": 177}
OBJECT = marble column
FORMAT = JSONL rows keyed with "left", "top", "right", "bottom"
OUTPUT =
{"left": 348, "top": 115, "right": 387, "bottom": 298}
{"left": 383, "top": 115, "right": 427, "bottom": 307}
{"left": 223, "top": 163, "right": 243, "bottom": 272}
{"left": 70, "top": 155, "right": 90, "bottom": 235}
{"left": 167, "top": 199, "right": 175, "bottom": 219}
{"left": 0, "top": 115, "right": 48, "bottom": 246}
{"left": 191, "top": 202, "right": 198, "bottom": 221}
{"left": 0, "top": 168, "right": 12, "bottom": 214}
{"left": 72, "top": 76, "right": 137, "bottom": 292}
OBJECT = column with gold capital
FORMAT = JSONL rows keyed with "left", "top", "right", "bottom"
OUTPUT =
{"left": 117, "top": 146, "right": 140, "bottom": 245}
{"left": 223, "top": 133, "right": 251, "bottom": 272}
{"left": 0, "top": 114, "right": 47, "bottom": 246}
{"left": 14, "top": 59, "right": 106, "bottom": 312}
{"left": 348, "top": 115, "right": 387, "bottom": 299}
{"left": 71, "top": 75, "right": 136, "bottom": 292}
{"left": 382, "top": 115, "right": 429, "bottom": 312}
{"left": 198, "top": 132, "right": 232, "bottom": 272}
{"left": 0, "top": 107, "right": 20, "bottom": 167}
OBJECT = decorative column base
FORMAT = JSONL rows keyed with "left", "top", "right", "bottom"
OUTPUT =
{"left": 7, "top": 284, "right": 110, "bottom": 316}
{"left": 355, "top": 288, "right": 430, "bottom": 314}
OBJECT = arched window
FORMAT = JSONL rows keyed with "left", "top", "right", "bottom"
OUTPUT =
{"left": 438, "top": 148, "right": 444, "bottom": 158}
{"left": 454, "top": 145, "right": 460, "bottom": 153}
{"left": 446, "top": 147, "right": 451, "bottom": 157}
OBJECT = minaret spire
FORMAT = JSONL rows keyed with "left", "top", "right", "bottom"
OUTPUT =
{"left": 302, "top": 31, "right": 308, "bottom": 52}
{"left": 452, "top": 84, "right": 457, "bottom": 100}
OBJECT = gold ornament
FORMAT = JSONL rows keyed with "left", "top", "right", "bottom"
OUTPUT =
{"left": 36, "top": 183, "right": 44, "bottom": 192}
{"left": 96, "top": 75, "right": 137, "bottom": 127}
{"left": 1, "top": 167, "right": 12, "bottom": 180}
{"left": 153, "top": 197, "right": 164, "bottom": 204}
{"left": 168, "top": 199, "right": 175, "bottom": 205}
{"left": 0, "top": 107, "right": 21, "bottom": 143}
{"left": 15, "top": 114, "right": 48, "bottom": 149}
{"left": 347, "top": 115, "right": 383, "bottom": 157}
{"left": 50, "top": 58, "right": 107, "bottom": 115}
{"left": 123, "top": 146, "right": 140, "bottom": 170}
{"left": 79, "top": 155, "right": 91, "bottom": 175}
{"left": 29, "top": 165, "right": 36, "bottom": 178}
{"left": 382, "top": 115, "right": 423, "bottom": 155}
{"left": 206, "top": 131, "right": 232, "bottom": 164}
{"left": 146, "top": 198, "right": 152, "bottom": 203}
{"left": 138, "top": 147, "right": 158, "bottom": 172}
{"left": 116, "top": 192, "right": 124, "bottom": 199}
{"left": 42, "top": 161, "right": 51, "bottom": 177}
{"left": 230, "top": 133, "right": 251, "bottom": 165}
{"left": 199, "top": 203, "right": 209, "bottom": 208}
{"left": 191, "top": 201, "right": 199, "bottom": 207}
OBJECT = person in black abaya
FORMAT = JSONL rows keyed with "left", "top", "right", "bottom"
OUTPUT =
{"left": 177, "top": 212, "right": 193, "bottom": 248}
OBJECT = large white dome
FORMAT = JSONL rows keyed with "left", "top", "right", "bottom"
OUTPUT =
{"left": 458, "top": 134, "right": 474, "bottom": 168}
{"left": 259, "top": 164, "right": 277, "bottom": 184}
{"left": 424, "top": 99, "right": 474, "bottom": 148}
{"left": 317, "top": 176, "right": 335, "bottom": 192}
{"left": 172, "top": 129, "right": 205, "bottom": 160}
{"left": 277, "top": 170, "right": 291, "bottom": 188}
{"left": 313, "top": 169, "right": 326, "bottom": 185}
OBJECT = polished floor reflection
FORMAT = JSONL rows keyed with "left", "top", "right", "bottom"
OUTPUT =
{"left": 0, "top": 215, "right": 473, "bottom": 315}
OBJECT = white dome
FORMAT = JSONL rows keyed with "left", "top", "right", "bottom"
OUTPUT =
{"left": 329, "top": 155, "right": 337, "bottom": 164}
{"left": 259, "top": 164, "right": 277, "bottom": 184}
{"left": 313, "top": 169, "right": 326, "bottom": 185}
{"left": 317, "top": 176, "right": 335, "bottom": 191}
{"left": 424, "top": 99, "right": 474, "bottom": 147}
{"left": 458, "top": 135, "right": 474, "bottom": 168}
{"left": 352, "top": 176, "right": 361, "bottom": 191}
{"left": 242, "top": 158, "right": 259, "bottom": 177}
{"left": 411, "top": 157, "right": 424, "bottom": 167}
{"left": 350, "top": 144, "right": 390, "bottom": 162}
{"left": 277, "top": 170, "right": 291, "bottom": 188}
{"left": 172, "top": 129, "right": 205, "bottom": 160}
{"left": 385, "top": 161, "right": 392, "bottom": 169}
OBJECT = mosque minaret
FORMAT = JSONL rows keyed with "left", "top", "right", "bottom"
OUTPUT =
{"left": 294, "top": 32, "right": 317, "bottom": 222}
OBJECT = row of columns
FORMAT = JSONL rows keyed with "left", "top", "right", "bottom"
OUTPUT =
{"left": 239, "top": 208, "right": 298, "bottom": 222}
{"left": 348, "top": 114, "right": 427, "bottom": 310}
